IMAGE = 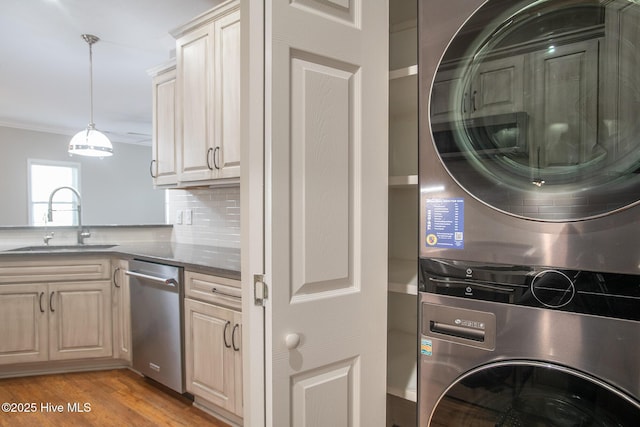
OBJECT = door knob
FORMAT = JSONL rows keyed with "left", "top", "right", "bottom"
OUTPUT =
{"left": 285, "top": 333, "right": 300, "bottom": 350}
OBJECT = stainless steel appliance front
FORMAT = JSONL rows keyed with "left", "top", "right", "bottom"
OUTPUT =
{"left": 127, "top": 259, "right": 184, "bottom": 393}
{"left": 419, "top": 0, "right": 640, "bottom": 274}
{"left": 418, "top": 259, "right": 640, "bottom": 425}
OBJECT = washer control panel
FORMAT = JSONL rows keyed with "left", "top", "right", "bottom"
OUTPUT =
{"left": 420, "top": 258, "right": 640, "bottom": 321}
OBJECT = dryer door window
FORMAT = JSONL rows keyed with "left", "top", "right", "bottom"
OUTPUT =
{"left": 428, "top": 362, "right": 640, "bottom": 426}
{"left": 430, "top": 0, "right": 640, "bottom": 221}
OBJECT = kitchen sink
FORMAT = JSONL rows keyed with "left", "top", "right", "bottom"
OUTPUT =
{"left": 5, "top": 244, "right": 118, "bottom": 252}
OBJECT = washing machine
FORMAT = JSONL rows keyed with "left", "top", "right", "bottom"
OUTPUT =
{"left": 418, "top": 258, "right": 640, "bottom": 425}
{"left": 417, "top": 0, "right": 640, "bottom": 424}
{"left": 418, "top": 0, "right": 640, "bottom": 274}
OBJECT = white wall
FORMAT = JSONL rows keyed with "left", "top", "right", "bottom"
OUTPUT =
{"left": 0, "top": 126, "right": 165, "bottom": 225}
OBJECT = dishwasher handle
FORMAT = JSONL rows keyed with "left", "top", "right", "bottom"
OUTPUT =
{"left": 125, "top": 270, "right": 178, "bottom": 287}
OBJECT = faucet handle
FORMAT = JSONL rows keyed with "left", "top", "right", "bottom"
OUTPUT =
{"left": 43, "top": 232, "right": 55, "bottom": 245}
{"left": 78, "top": 228, "right": 91, "bottom": 245}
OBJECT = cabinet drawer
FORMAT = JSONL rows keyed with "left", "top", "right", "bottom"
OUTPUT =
{"left": 185, "top": 271, "right": 241, "bottom": 309}
{"left": 0, "top": 257, "right": 111, "bottom": 284}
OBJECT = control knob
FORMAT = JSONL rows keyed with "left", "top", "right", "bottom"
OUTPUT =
{"left": 530, "top": 269, "right": 575, "bottom": 308}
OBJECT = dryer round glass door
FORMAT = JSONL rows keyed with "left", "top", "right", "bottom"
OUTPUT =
{"left": 428, "top": 361, "right": 640, "bottom": 426}
{"left": 430, "top": 0, "right": 640, "bottom": 221}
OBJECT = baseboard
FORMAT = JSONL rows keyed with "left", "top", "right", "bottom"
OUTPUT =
{"left": 0, "top": 358, "right": 129, "bottom": 379}
{"left": 193, "top": 396, "right": 243, "bottom": 427}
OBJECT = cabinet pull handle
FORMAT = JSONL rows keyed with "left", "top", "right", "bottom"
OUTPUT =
{"left": 232, "top": 324, "right": 240, "bottom": 351}
{"left": 39, "top": 292, "right": 45, "bottom": 313}
{"left": 223, "top": 321, "right": 232, "bottom": 348}
{"left": 213, "top": 146, "right": 220, "bottom": 170}
{"left": 113, "top": 267, "right": 121, "bottom": 288}
{"left": 211, "top": 287, "right": 240, "bottom": 299}
{"left": 150, "top": 160, "right": 157, "bottom": 178}
{"left": 49, "top": 291, "right": 55, "bottom": 312}
{"left": 206, "top": 147, "right": 214, "bottom": 170}
{"left": 472, "top": 90, "right": 477, "bottom": 111}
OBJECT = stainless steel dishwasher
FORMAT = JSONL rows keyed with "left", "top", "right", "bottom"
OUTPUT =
{"left": 126, "top": 259, "right": 184, "bottom": 393}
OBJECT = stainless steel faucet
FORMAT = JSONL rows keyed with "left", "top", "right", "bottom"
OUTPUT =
{"left": 47, "top": 186, "right": 91, "bottom": 245}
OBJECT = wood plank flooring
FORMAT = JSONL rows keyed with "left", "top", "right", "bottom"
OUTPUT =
{"left": 0, "top": 368, "right": 230, "bottom": 427}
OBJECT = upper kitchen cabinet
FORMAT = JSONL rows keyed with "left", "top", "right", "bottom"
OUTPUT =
{"left": 172, "top": 0, "right": 241, "bottom": 186}
{"left": 149, "top": 61, "right": 179, "bottom": 187}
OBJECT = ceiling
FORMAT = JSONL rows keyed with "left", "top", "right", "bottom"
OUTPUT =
{"left": 0, "top": 0, "right": 222, "bottom": 145}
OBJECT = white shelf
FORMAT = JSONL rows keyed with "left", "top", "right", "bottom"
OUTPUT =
{"left": 389, "top": 69, "right": 417, "bottom": 118}
{"left": 387, "top": 329, "right": 417, "bottom": 402}
{"left": 390, "top": 18, "right": 417, "bottom": 34}
{"left": 389, "top": 175, "right": 418, "bottom": 188}
{"left": 389, "top": 65, "right": 418, "bottom": 81}
{"left": 388, "top": 258, "right": 418, "bottom": 295}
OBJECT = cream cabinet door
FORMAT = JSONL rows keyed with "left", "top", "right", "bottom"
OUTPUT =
{"left": 176, "top": 22, "right": 216, "bottom": 183}
{"left": 184, "top": 297, "right": 238, "bottom": 414}
{"left": 231, "top": 310, "right": 242, "bottom": 417}
{"left": 0, "top": 284, "right": 48, "bottom": 365}
{"left": 112, "top": 259, "right": 131, "bottom": 362}
{"left": 151, "top": 65, "right": 178, "bottom": 187}
{"left": 214, "top": 8, "right": 241, "bottom": 179}
{"left": 48, "top": 281, "right": 113, "bottom": 361}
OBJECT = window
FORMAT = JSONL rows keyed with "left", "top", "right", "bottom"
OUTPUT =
{"left": 28, "top": 160, "right": 80, "bottom": 226}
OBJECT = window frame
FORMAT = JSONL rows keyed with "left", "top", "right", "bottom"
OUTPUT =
{"left": 27, "top": 159, "right": 81, "bottom": 226}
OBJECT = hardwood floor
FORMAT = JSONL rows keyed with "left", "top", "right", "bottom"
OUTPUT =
{"left": 0, "top": 369, "right": 230, "bottom": 427}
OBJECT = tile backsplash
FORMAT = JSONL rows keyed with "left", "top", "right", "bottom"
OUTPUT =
{"left": 166, "top": 186, "right": 240, "bottom": 248}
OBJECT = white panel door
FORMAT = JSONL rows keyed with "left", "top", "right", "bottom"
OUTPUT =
{"left": 266, "top": 1, "right": 388, "bottom": 426}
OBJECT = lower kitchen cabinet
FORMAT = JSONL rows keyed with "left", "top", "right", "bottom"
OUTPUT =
{"left": 48, "top": 281, "right": 112, "bottom": 360}
{"left": 184, "top": 297, "right": 243, "bottom": 418}
{"left": 0, "top": 256, "right": 113, "bottom": 366}
{"left": 0, "top": 281, "right": 113, "bottom": 365}
{"left": 0, "top": 284, "right": 48, "bottom": 364}
{"left": 112, "top": 259, "right": 132, "bottom": 362}
{"left": 184, "top": 270, "right": 242, "bottom": 420}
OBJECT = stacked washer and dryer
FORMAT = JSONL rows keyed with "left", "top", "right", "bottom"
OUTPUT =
{"left": 418, "top": 0, "right": 640, "bottom": 425}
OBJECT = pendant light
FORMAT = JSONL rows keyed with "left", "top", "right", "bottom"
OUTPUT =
{"left": 68, "top": 34, "right": 113, "bottom": 157}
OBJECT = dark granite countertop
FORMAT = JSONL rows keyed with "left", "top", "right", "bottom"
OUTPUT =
{"left": 0, "top": 242, "right": 240, "bottom": 280}
{"left": 117, "top": 242, "right": 240, "bottom": 279}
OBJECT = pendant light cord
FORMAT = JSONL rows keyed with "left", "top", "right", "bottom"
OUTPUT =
{"left": 88, "top": 39, "right": 94, "bottom": 127}
{"left": 82, "top": 34, "right": 99, "bottom": 128}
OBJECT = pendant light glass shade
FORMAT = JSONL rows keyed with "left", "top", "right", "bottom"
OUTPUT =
{"left": 68, "top": 34, "right": 113, "bottom": 157}
{"left": 68, "top": 124, "right": 113, "bottom": 157}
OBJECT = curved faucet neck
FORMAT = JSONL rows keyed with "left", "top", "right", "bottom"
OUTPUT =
{"left": 47, "top": 186, "right": 83, "bottom": 225}
{"left": 48, "top": 186, "right": 82, "bottom": 204}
